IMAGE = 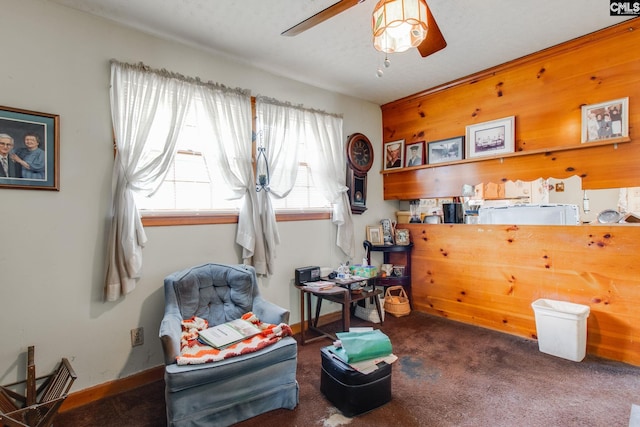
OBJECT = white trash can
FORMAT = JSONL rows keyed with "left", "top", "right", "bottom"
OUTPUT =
{"left": 531, "top": 299, "right": 590, "bottom": 362}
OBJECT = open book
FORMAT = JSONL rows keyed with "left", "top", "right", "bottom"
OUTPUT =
{"left": 198, "top": 318, "right": 262, "bottom": 349}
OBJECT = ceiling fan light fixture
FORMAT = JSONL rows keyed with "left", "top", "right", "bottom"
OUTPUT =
{"left": 372, "top": 0, "right": 429, "bottom": 54}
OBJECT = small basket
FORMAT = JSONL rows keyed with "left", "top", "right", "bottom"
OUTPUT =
{"left": 383, "top": 286, "right": 411, "bottom": 317}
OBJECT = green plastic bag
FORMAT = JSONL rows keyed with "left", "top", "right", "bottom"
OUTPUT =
{"left": 332, "top": 330, "right": 392, "bottom": 363}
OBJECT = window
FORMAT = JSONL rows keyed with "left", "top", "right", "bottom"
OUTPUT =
{"left": 136, "top": 97, "right": 333, "bottom": 223}
{"left": 134, "top": 113, "right": 240, "bottom": 213}
{"left": 270, "top": 160, "right": 331, "bottom": 211}
{"left": 109, "top": 60, "right": 349, "bottom": 290}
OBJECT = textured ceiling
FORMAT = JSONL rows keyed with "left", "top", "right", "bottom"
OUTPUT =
{"left": 48, "top": 0, "right": 633, "bottom": 105}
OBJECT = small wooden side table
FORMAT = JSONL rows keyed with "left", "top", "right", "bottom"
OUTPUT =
{"left": 296, "top": 279, "right": 383, "bottom": 345}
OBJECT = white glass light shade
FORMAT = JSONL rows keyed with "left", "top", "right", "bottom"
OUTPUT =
{"left": 372, "top": 0, "right": 429, "bottom": 53}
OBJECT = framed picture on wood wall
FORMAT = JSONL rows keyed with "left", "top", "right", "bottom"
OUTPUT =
{"left": 0, "top": 105, "right": 59, "bottom": 191}
{"left": 466, "top": 116, "right": 515, "bottom": 159}
{"left": 405, "top": 141, "right": 425, "bottom": 167}
{"left": 428, "top": 136, "right": 464, "bottom": 164}
{"left": 383, "top": 139, "right": 404, "bottom": 170}
{"left": 581, "top": 97, "right": 629, "bottom": 143}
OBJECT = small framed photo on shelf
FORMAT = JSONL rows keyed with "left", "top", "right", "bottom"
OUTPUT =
{"left": 581, "top": 97, "right": 628, "bottom": 143}
{"left": 384, "top": 139, "right": 404, "bottom": 170}
{"left": 395, "top": 229, "right": 410, "bottom": 245}
{"left": 405, "top": 141, "right": 425, "bottom": 167}
{"left": 466, "top": 116, "right": 515, "bottom": 159}
{"left": 427, "top": 136, "right": 464, "bottom": 164}
{"left": 380, "top": 218, "right": 395, "bottom": 245}
{"left": 366, "top": 225, "right": 384, "bottom": 245}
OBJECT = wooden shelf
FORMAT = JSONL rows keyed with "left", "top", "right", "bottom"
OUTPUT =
{"left": 364, "top": 241, "right": 413, "bottom": 307}
{"left": 381, "top": 137, "right": 630, "bottom": 175}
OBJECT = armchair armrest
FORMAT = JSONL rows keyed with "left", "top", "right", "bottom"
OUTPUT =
{"left": 253, "top": 296, "right": 290, "bottom": 325}
{"left": 159, "top": 311, "right": 182, "bottom": 365}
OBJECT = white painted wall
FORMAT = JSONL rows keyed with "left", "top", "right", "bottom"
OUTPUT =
{"left": 0, "top": 0, "right": 397, "bottom": 391}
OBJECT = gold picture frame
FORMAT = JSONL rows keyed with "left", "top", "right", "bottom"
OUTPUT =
{"left": 366, "top": 225, "right": 384, "bottom": 245}
{"left": 395, "top": 229, "right": 410, "bottom": 245}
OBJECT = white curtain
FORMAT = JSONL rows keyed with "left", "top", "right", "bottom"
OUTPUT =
{"left": 105, "top": 61, "right": 192, "bottom": 301}
{"left": 106, "top": 61, "right": 259, "bottom": 301}
{"left": 107, "top": 61, "right": 348, "bottom": 297}
{"left": 194, "top": 86, "right": 262, "bottom": 273}
{"left": 255, "top": 99, "right": 304, "bottom": 273}
{"left": 256, "top": 98, "right": 354, "bottom": 260}
{"left": 304, "top": 110, "right": 355, "bottom": 258}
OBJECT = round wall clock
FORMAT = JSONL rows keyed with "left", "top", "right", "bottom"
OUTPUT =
{"left": 347, "top": 133, "right": 374, "bottom": 173}
{"left": 346, "top": 133, "right": 374, "bottom": 214}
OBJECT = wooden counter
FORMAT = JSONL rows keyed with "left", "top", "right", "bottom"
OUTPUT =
{"left": 405, "top": 223, "right": 640, "bottom": 366}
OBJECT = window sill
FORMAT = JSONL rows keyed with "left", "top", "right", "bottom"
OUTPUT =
{"left": 141, "top": 210, "right": 331, "bottom": 227}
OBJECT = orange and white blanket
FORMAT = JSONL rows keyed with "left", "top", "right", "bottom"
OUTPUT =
{"left": 176, "top": 312, "right": 293, "bottom": 365}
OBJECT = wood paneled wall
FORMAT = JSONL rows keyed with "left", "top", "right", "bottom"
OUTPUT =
{"left": 381, "top": 18, "right": 640, "bottom": 199}
{"left": 406, "top": 223, "right": 640, "bottom": 366}
{"left": 380, "top": 18, "right": 640, "bottom": 366}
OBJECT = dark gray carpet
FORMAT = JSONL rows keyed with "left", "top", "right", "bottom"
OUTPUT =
{"left": 58, "top": 312, "right": 640, "bottom": 426}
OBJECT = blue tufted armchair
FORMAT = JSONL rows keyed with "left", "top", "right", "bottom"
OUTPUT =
{"left": 159, "top": 263, "right": 299, "bottom": 427}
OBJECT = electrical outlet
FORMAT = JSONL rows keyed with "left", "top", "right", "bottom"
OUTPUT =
{"left": 131, "top": 327, "right": 144, "bottom": 347}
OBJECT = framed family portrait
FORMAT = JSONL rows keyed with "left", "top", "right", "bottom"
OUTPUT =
{"left": 395, "top": 229, "right": 410, "bottom": 245}
{"left": 0, "top": 105, "right": 59, "bottom": 190}
{"left": 581, "top": 97, "right": 629, "bottom": 143}
{"left": 366, "top": 225, "right": 384, "bottom": 245}
{"left": 383, "top": 139, "right": 404, "bottom": 171}
{"left": 428, "top": 136, "right": 464, "bottom": 164}
{"left": 466, "top": 116, "right": 515, "bottom": 159}
{"left": 405, "top": 141, "right": 425, "bottom": 167}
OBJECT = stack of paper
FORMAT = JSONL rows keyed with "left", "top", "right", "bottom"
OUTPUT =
{"left": 303, "top": 280, "right": 335, "bottom": 290}
{"left": 303, "top": 281, "right": 345, "bottom": 293}
{"left": 328, "top": 329, "right": 396, "bottom": 374}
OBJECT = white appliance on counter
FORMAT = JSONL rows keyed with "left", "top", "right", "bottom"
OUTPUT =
{"left": 478, "top": 204, "right": 580, "bottom": 225}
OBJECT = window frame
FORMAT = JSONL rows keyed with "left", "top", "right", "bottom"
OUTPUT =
{"left": 136, "top": 97, "right": 333, "bottom": 227}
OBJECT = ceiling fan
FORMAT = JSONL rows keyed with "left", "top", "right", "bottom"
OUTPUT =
{"left": 281, "top": 0, "right": 447, "bottom": 58}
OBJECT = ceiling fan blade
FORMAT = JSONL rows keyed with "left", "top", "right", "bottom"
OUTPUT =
{"left": 282, "top": 0, "right": 364, "bottom": 37}
{"left": 417, "top": 4, "right": 447, "bottom": 57}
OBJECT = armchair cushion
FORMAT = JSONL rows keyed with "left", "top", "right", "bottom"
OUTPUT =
{"left": 166, "top": 337, "right": 297, "bottom": 393}
{"left": 172, "top": 263, "right": 255, "bottom": 324}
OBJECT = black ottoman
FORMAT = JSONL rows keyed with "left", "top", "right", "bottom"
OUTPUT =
{"left": 320, "top": 346, "right": 392, "bottom": 417}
